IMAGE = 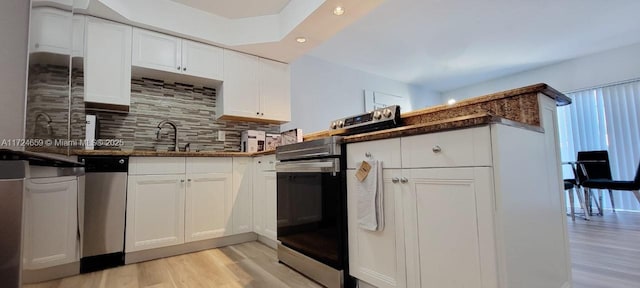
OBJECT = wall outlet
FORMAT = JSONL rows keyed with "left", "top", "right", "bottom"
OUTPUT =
{"left": 218, "top": 130, "right": 225, "bottom": 141}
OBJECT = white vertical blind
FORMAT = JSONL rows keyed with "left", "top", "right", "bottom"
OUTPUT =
{"left": 558, "top": 80, "right": 640, "bottom": 211}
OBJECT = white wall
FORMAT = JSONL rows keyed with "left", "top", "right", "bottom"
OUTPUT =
{"left": 411, "top": 84, "right": 442, "bottom": 110}
{"left": 441, "top": 42, "right": 640, "bottom": 102}
{"left": 0, "top": 0, "right": 30, "bottom": 149}
{"left": 282, "top": 55, "right": 438, "bottom": 134}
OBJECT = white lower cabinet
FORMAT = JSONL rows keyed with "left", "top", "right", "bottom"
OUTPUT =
{"left": 24, "top": 176, "right": 79, "bottom": 270}
{"left": 347, "top": 169, "right": 406, "bottom": 288}
{"left": 126, "top": 157, "right": 249, "bottom": 253}
{"left": 232, "top": 158, "right": 253, "bottom": 234}
{"left": 347, "top": 166, "right": 495, "bottom": 288}
{"left": 125, "top": 174, "right": 185, "bottom": 252}
{"left": 403, "top": 167, "right": 496, "bottom": 288}
{"left": 347, "top": 99, "right": 571, "bottom": 288}
{"left": 253, "top": 155, "right": 277, "bottom": 241}
{"left": 185, "top": 173, "right": 232, "bottom": 242}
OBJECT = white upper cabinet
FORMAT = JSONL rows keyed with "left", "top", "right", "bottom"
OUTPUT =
{"left": 84, "top": 17, "right": 132, "bottom": 109}
{"left": 132, "top": 28, "right": 181, "bottom": 74}
{"left": 182, "top": 39, "right": 223, "bottom": 80}
{"left": 132, "top": 29, "right": 223, "bottom": 81}
{"left": 218, "top": 50, "right": 291, "bottom": 123}
{"left": 220, "top": 49, "right": 260, "bottom": 118}
{"left": 71, "top": 15, "right": 85, "bottom": 57}
{"left": 29, "top": 7, "right": 72, "bottom": 55}
{"left": 259, "top": 58, "right": 291, "bottom": 122}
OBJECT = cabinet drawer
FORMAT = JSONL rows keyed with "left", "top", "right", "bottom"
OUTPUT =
{"left": 256, "top": 155, "right": 277, "bottom": 171}
{"left": 401, "top": 126, "right": 492, "bottom": 168}
{"left": 129, "top": 157, "right": 185, "bottom": 175}
{"left": 347, "top": 138, "right": 401, "bottom": 169}
{"left": 186, "top": 157, "right": 232, "bottom": 174}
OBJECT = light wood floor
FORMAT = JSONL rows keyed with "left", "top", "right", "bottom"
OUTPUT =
{"left": 569, "top": 211, "right": 640, "bottom": 288}
{"left": 23, "top": 241, "right": 321, "bottom": 288}
{"left": 25, "top": 212, "right": 640, "bottom": 288}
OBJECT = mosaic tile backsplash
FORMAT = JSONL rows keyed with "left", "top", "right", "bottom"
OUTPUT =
{"left": 60, "top": 66, "right": 279, "bottom": 151}
{"left": 26, "top": 64, "right": 70, "bottom": 141}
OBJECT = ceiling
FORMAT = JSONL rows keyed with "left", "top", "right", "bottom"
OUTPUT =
{"left": 84, "top": 0, "right": 385, "bottom": 63}
{"left": 169, "top": 0, "right": 291, "bottom": 19}
{"left": 308, "top": 0, "right": 640, "bottom": 92}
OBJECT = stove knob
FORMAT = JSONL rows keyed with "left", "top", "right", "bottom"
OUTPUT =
{"left": 330, "top": 122, "right": 337, "bottom": 129}
{"left": 382, "top": 108, "right": 393, "bottom": 118}
{"left": 373, "top": 110, "right": 382, "bottom": 120}
{"left": 338, "top": 120, "right": 344, "bottom": 128}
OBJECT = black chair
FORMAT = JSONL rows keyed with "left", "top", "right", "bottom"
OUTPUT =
{"left": 576, "top": 151, "right": 614, "bottom": 215}
{"left": 564, "top": 180, "right": 583, "bottom": 221}
{"left": 562, "top": 166, "right": 589, "bottom": 221}
{"left": 581, "top": 161, "right": 640, "bottom": 207}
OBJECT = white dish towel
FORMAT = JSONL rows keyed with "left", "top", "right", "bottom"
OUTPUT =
{"left": 356, "top": 160, "right": 384, "bottom": 231}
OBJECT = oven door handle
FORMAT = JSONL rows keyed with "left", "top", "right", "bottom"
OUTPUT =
{"left": 275, "top": 159, "right": 340, "bottom": 173}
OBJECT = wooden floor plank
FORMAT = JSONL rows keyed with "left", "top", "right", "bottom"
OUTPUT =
{"left": 568, "top": 211, "right": 640, "bottom": 288}
{"left": 25, "top": 212, "right": 640, "bottom": 288}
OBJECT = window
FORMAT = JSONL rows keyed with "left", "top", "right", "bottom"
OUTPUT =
{"left": 558, "top": 80, "right": 640, "bottom": 211}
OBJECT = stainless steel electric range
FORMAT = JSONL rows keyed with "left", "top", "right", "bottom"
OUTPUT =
{"left": 275, "top": 105, "right": 401, "bottom": 288}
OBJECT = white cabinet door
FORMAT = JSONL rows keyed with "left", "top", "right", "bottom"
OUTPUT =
{"left": 220, "top": 49, "right": 259, "bottom": 119}
{"left": 262, "top": 171, "right": 278, "bottom": 241}
{"left": 259, "top": 58, "right": 290, "bottom": 122}
{"left": 84, "top": 17, "right": 131, "bottom": 107}
{"left": 252, "top": 158, "right": 265, "bottom": 235}
{"left": 126, "top": 175, "right": 185, "bottom": 252}
{"left": 132, "top": 28, "right": 181, "bottom": 74}
{"left": 232, "top": 158, "right": 253, "bottom": 234}
{"left": 71, "top": 15, "right": 85, "bottom": 57}
{"left": 24, "top": 177, "right": 78, "bottom": 270}
{"left": 182, "top": 39, "right": 223, "bottom": 80}
{"left": 347, "top": 169, "right": 406, "bottom": 288}
{"left": 29, "top": 7, "right": 72, "bottom": 55}
{"left": 185, "top": 173, "right": 233, "bottom": 242}
{"left": 403, "top": 167, "right": 497, "bottom": 288}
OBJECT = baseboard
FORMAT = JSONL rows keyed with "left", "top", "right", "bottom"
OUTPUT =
{"left": 357, "top": 279, "right": 378, "bottom": 288}
{"left": 22, "top": 261, "right": 80, "bottom": 284}
{"left": 125, "top": 232, "right": 258, "bottom": 264}
{"left": 257, "top": 234, "right": 279, "bottom": 249}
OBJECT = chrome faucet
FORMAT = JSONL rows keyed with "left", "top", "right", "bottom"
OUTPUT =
{"left": 156, "top": 120, "right": 179, "bottom": 152}
{"left": 35, "top": 112, "right": 53, "bottom": 136}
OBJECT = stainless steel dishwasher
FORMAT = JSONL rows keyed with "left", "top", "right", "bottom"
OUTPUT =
{"left": 78, "top": 156, "right": 128, "bottom": 273}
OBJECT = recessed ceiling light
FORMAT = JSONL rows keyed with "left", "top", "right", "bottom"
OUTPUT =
{"left": 296, "top": 37, "right": 307, "bottom": 43}
{"left": 447, "top": 99, "right": 457, "bottom": 105}
{"left": 333, "top": 6, "right": 345, "bottom": 16}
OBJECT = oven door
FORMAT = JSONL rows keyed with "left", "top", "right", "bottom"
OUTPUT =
{"left": 276, "top": 158, "right": 346, "bottom": 270}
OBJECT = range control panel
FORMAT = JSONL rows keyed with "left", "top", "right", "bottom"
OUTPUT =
{"left": 329, "top": 105, "right": 401, "bottom": 135}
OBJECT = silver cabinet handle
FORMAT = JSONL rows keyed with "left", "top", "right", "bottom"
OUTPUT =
{"left": 180, "top": 179, "right": 185, "bottom": 183}
{"left": 183, "top": 67, "right": 187, "bottom": 71}
{"left": 187, "top": 179, "right": 192, "bottom": 182}
{"left": 400, "top": 177, "right": 408, "bottom": 184}
{"left": 177, "top": 66, "right": 181, "bottom": 70}
{"left": 432, "top": 145, "right": 442, "bottom": 153}
{"left": 392, "top": 177, "right": 400, "bottom": 183}
{"left": 256, "top": 112, "right": 260, "bottom": 115}
{"left": 365, "top": 152, "right": 372, "bottom": 158}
